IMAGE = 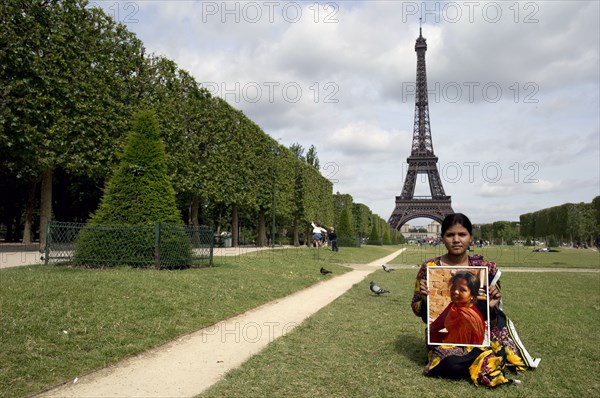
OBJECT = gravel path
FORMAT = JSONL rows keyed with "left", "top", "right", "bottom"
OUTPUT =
{"left": 0, "top": 245, "right": 279, "bottom": 269}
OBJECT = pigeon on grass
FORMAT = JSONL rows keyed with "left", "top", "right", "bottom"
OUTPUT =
{"left": 382, "top": 264, "right": 395, "bottom": 272}
{"left": 370, "top": 281, "right": 390, "bottom": 295}
{"left": 320, "top": 267, "right": 332, "bottom": 275}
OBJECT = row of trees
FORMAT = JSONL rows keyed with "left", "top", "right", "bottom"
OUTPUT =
{"left": 472, "top": 197, "right": 600, "bottom": 247}
{"left": 475, "top": 222, "right": 520, "bottom": 245}
{"left": 331, "top": 193, "right": 404, "bottom": 246}
{"left": 519, "top": 197, "right": 600, "bottom": 246}
{"left": 2, "top": 0, "right": 147, "bottom": 245}
{"left": 0, "top": 0, "right": 391, "bottom": 247}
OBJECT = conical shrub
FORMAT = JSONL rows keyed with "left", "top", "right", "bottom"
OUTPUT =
{"left": 75, "top": 111, "right": 191, "bottom": 268}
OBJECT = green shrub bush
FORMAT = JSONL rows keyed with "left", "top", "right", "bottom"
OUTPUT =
{"left": 75, "top": 111, "right": 190, "bottom": 268}
{"left": 368, "top": 224, "right": 381, "bottom": 245}
{"left": 382, "top": 228, "right": 391, "bottom": 245}
{"left": 337, "top": 236, "right": 360, "bottom": 247}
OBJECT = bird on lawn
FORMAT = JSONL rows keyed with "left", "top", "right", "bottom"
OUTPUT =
{"left": 382, "top": 264, "right": 395, "bottom": 272}
{"left": 370, "top": 281, "right": 390, "bottom": 295}
{"left": 320, "top": 267, "right": 332, "bottom": 275}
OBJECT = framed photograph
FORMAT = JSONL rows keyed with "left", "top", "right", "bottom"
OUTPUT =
{"left": 427, "top": 266, "right": 490, "bottom": 347}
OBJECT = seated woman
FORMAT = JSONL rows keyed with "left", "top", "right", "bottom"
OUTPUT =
{"left": 429, "top": 271, "right": 486, "bottom": 346}
{"left": 411, "top": 213, "right": 540, "bottom": 387}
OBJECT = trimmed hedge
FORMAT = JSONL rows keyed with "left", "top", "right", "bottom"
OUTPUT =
{"left": 75, "top": 111, "right": 190, "bottom": 268}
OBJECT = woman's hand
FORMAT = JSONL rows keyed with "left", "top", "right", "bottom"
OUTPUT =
{"left": 419, "top": 279, "right": 429, "bottom": 300}
{"left": 489, "top": 285, "right": 501, "bottom": 308}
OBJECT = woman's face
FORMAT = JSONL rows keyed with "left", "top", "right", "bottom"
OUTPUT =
{"left": 451, "top": 277, "right": 473, "bottom": 305}
{"left": 442, "top": 224, "right": 472, "bottom": 257}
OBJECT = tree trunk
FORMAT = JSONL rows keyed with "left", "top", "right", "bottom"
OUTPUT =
{"left": 22, "top": 179, "right": 38, "bottom": 244}
{"left": 306, "top": 224, "right": 311, "bottom": 247}
{"left": 189, "top": 195, "right": 199, "bottom": 226}
{"left": 257, "top": 212, "right": 267, "bottom": 247}
{"left": 198, "top": 198, "right": 204, "bottom": 225}
{"left": 39, "top": 168, "right": 53, "bottom": 252}
{"left": 293, "top": 218, "right": 300, "bottom": 246}
{"left": 231, "top": 204, "right": 238, "bottom": 247}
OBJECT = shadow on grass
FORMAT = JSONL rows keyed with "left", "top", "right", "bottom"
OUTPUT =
{"left": 394, "top": 333, "right": 427, "bottom": 367}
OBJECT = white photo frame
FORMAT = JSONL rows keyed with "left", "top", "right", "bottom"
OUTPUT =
{"left": 427, "top": 266, "right": 490, "bottom": 347}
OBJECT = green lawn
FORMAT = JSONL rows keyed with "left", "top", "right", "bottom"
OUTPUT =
{"left": 212, "top": 244, "right": 402, "bottom": 266}
{"left": 2, "top": 244, "right": 598, "bottom": 397}
{"left": 389, "top": 245, "right": 600, "bottom": 269}
{"left": 0, "top": 246, "right": 397, "bottom": 398}
{"left": 200, "top": 269, "right": 600, "bottom": 398}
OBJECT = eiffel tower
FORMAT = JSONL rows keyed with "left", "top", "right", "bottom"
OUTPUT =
{"left": 389, "top": 27, "right": 454, "bottom": 229}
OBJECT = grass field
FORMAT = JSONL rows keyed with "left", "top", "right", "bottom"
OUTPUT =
{"left": 200, "top": 269, "right": 600, "bottom": 398}
{"left": 0, "top": 245, "right": 394, "bottom": 398}
{"left": 389, "top": 245, "right": 600, "bottom": 269}
{"left": 1, "top": 244, "right": 598, "bottom": 397}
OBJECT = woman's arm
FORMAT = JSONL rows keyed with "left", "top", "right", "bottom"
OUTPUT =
{"left": 489, "top": 284, "right": 501, "bottom": 309}
{"left": 411, "top": 277, "right": 427, "bottom": 321}
{"left": 411, "top": 262, "right": 433, "bottom": 322}
{"left": 487, "top": 282, "right": 502, "bottom": 322}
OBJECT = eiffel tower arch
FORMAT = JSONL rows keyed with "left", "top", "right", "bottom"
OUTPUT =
{"left": 389, "top": 27, "right": 454, "bottom": 230}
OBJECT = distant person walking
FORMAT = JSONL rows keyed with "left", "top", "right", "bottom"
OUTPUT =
{"left": 328, "top": 228, "right": 339, "bottom": 252}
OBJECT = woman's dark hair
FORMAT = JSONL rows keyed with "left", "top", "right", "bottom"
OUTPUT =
{"left": 450, "top": 271, "right": 480, "bottom": 303}
{"left": 441, "top": 213, "right": 473, "bottom": 235}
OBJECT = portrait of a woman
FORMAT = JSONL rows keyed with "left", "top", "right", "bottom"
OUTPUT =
{"left": 429, "top": 271, "right": 486, "bottom": 346}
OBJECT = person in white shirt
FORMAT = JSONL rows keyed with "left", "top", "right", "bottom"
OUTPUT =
{"left": 311, "top": 222, "right": 327, "bottom": 247}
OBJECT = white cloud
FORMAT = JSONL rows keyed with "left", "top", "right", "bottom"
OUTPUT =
{"left": 327, "top": 122, "right": 410, "bottom": 157}
{"left": 527, "top": 179, "right": 562, "bottom": 194}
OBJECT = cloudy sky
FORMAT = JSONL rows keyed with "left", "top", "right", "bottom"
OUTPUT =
{"left": 93, "top": 0, "right": 599, "bottom": 225}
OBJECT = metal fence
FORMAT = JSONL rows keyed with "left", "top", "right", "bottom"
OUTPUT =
{"left": 44, "top": 221, "right": 213, "bottom": 268}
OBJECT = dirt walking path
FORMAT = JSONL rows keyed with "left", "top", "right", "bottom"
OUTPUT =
{"left": 0, "top": 245, "right": 281, "bottom": 269}
{"left": 37, "top": 249, "right": 407, "bottom": 398}
{"left": 0, "top": 250, "right": 43, "bottom": 269}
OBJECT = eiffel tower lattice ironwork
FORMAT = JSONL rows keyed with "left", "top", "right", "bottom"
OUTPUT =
{"left": 389, "top": 27, "right": 454, "bottom": 229}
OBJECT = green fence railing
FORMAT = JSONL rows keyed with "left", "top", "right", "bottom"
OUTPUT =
{"left": 44, "top": 221, "right": 213, "bottom": 268}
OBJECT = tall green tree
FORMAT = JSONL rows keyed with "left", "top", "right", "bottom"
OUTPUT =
{"left": 353, "top": 203, "right": 371, "bottom": 239}
{"left": 382, "top": 227, "right": 391, "bottom": 245}
{"left": 139, "top": 55, "right": 214, "bottom": 227}
{"left": 1, "top": 0, "right": 144, "bottom": 246}
{"left": 271, "top": 147, "right": 296, "bottom": 245}
{"left": 492, "top": 221, "right": 519, "bottom": 245}
{"left": 333, "top": 192, "right": 353, "bottom": 233}
{"left": 292, "top": 161, "right": 333, "bottom": 246}
{"left": 336, "top": 207, "right": 354, "bottom": 246}
{"left": 369, "top": 223, "right": 380, "bottom": 245}
{"left": 306, "top": 144, "right": 320, "bottom": 170}
{"left": 288, "top": 142, "right": 305, "bottom": 161}
{"left": 567, "top": 203, "right": 596, "bottom": 245}
{"left": 592, "top": 196, "right": 600, "bottom": 228}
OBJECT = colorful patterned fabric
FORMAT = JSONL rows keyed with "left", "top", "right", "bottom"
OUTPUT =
{"left": 411, "top": 256, "right": 541, "bottom": 387}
